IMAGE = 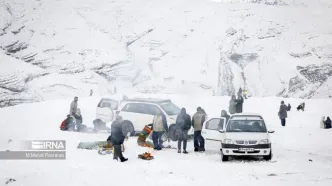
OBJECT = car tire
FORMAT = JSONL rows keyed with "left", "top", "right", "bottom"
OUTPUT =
{"left": 168, "top": 124, "right": 178, "bottom": 141}
{"left": 121, "top": 121, "right": 135, "bottom": 136}
{"left": 263, "top": 149, "right": 272, "bottom": 161}
{"left": 221, "top": 149, "right": 229, "bottom": 162}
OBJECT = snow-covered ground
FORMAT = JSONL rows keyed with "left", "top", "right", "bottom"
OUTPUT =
{"left": 1, "top": 0, "right": 332, "bottom": 107}
{"left": 1, "top": 94, "right": 332, "bottom": 185}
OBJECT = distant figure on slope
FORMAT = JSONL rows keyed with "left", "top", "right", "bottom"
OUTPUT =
{"left": 229, "top": 95, "right": 237, "bottom": 115}
{"left": 90, "top": 89, "right": 93, "bottom": 96}
{"left": 286, "top": 103, "right": 291, "bottom": 111}
{"left": 324, "top": 117, "right": 331, "bottom": 129}
{"left": 192, "top": 107, "right": 206, "bottom": 152}
{"left": 236, "top": 92, "right": 244, "bottom": 113}
{"left": 297, "top": 102, "right": 305, "bottom": 111}
{"left": 176, "top": 108, "right": 191, "bottom": 154}
{"left": 278, "top": 101, "right": 288, "bottom": 127}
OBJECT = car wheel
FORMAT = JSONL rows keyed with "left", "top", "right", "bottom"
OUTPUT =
{"left": 263, "top": 149, "right": 272, "bottom": 161}
{"left": 168, "top": 124, "right": 178, "bottom": 141}
{"left": 121, "top": 121, "right": 135, "bottom": 136}
{"left": 221, "top": 149, "right": 229, "bottom": 162}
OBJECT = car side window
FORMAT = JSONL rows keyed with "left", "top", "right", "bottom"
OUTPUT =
{"left": 142, "top": 104, "right": 161, "bottom": 115}
{"left": 121, "top": 103, "right": 143, "bottom": 114}
{"left": 206, "top": 118, "right": 225, "bottom": 130}
{"left": 98, "top": 99, "right": 118, "bottom": 110}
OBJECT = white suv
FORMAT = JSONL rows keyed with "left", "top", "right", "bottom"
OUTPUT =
{"left": 219, "top": 113, "right": 274, "bottom": 162}
{"left": 94, "top": 97, "right": 184, "bottom": 138}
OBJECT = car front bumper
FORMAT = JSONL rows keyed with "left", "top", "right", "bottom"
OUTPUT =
{"left": 221, "top": 144, "right": 271, "bottom": 156}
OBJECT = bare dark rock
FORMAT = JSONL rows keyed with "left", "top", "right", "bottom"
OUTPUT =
{"left": 290, "top": 52, "right": 312, "bottom": 58}
{"left": 226, "top": 27, "right": 237, "bottom": 36}
{"left": 5, "top": 178, "right": 16, "bottom": 185}
{"left": 229, "top": 53, "right": 258, "bottom": 67}
{"left": 4, "top": 41, "right": 28, "bottom": 54}
{"left": 288, "top": 76, "right": 307, "bottom": 93}
{"left": 297, "top": 64, "right": 332, "bottom": 83}
{"left": 11, "top": 25, "right": 25, "bottom": 35}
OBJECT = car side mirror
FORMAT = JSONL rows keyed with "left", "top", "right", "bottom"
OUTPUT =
{"left": 268, "top": 130, "right": 275, "bottom": 133}
{"left": 219, "top": 129, "right": 225, "bottom": 133}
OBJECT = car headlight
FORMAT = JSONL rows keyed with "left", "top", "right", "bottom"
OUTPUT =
{"left": 224, "top": 139, "right": 233, "bottom": 144}
{"left": 259, "top": 139, "right": 269, "bottom": 144}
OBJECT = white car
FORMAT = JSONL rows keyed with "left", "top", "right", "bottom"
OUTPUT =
{"left": 210, "top": 113, "right": 274, "bottom": 162}
{"left": 94, "top": 97, "right": 185, "bottom": 138}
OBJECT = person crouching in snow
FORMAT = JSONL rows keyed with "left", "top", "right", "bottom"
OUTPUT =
{"left": 278, "top": 101, "right": 288, "bottom": 127}
{"left": 176, "top": 108, "right": 191, "bottom": 154}
{"left": 60, "top": 115, "right": 75, "bottom": 131}
{"left": 152, "top": 109, "right": 168, "bottom": 150}
{"left": 110, "top": 116, "right": 128, "bottom": 162}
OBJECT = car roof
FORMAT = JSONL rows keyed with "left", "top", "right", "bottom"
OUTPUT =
{"left": 229, "top": 113, "right": 263, "bottom": 120}
{"left": 121, "top": 98, "right": 171, "bottom": 104}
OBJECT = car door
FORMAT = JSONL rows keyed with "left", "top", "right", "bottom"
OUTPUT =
{"left": 201, "top": 117, "right": 226, "bottom": 142}
{"left": 96, "top": 98, "right": 118, "bottom": 123}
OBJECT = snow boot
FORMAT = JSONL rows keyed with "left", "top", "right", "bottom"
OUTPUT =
{"left": 178, "top": 149, "right": 181, "bottom": 153}
{"left": 120, "top": 157, "right": 128, "bottom": 162}
{"left": 183, "top": 150, "right": 188, "bottom": 154}
{"left": 194, "top": 148, "right": 198, "bottom": 152}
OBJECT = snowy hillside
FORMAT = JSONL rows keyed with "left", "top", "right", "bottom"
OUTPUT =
{"left": 1, "top": 0, "right": 332, "bottom": 107}
{"left": 1, "top": 95, "right": 332, "bottom": 185}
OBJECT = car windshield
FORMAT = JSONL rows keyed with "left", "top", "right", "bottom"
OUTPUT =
{"left": 159, "top": 102, "right": 181, "bottom": 115}
{"left": 226, "top": 120, "right": 267, "bottom": 133}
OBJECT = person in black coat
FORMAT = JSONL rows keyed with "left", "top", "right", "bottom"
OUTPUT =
{"left": 286, "top": 103, "right": 291, "bottom": 111}
{"left": 109, "top": 116, "right": 128, "bottom": 162}
{"left": 324, "top": 117, "right": 331, "bottom": 129}
{"left": 176, "top": 108, "right": 191, "bottom": 154}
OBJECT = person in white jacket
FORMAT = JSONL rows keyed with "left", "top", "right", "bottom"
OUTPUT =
{"left": 320, "top": 116, "right": 325, "bottom": 129}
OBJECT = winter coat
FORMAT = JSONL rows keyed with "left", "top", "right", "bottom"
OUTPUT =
{"left": 236, "top": 96, "right": 244, "bottom": 113}
{"left": 221, "top": 111, "right": 230, "bottom": 124}
{"left": 70, "top": 101, "right": 78, "bottom": 115}
{"left": 286, "top": 104, "right": 291, "bottom": 111}
{"left": 278, "top": 104, "right": 288, "bottom": 119}
{"left": 229, "top": 99, "right": 237, "bottom": 114}
{"left": 60, "top": 116, "right": 74, "bottom": 131}
{"left": 152, "top": 114, "right": 168, "bottom": 132}
{"left": 324, "top": 117, "right": 331, "bottom": 129}
{"left": 176, "top": 109, "right": 191, "bottom": 131}
{"left": 320, "top": 117, "right": 325, "bottom": 129}
{"left": 110, "top": 120, "right": 125, "bottom": 145}
{"left": 192, "top": 111, "right": 206, "bottom": 131}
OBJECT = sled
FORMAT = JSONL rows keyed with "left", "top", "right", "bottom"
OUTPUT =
{"left": 138, "top": 152, "right": 154, "bottom": 160}
{"left": 77, "top": 141, "right": 108, "bottom": 150}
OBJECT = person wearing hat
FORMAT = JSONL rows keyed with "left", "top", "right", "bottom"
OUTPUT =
{"left": 278, "top": 100, "right": 288, "bottom": 127}
{"left": 70, "top": 96, "right": 79, "bottom": 118}
{"left": 192, "top": 107, "right": 206, "bottom": 152}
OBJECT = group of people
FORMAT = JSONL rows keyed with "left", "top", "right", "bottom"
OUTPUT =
{"left": 60, "top": 97, "right": 86, "bottom": 131}
{"left": 229, "top": 88, "right": 245, "bottom": 114}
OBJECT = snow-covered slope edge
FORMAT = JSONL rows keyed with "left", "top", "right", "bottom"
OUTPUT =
{"left": 1, "top": 0, "right": 332, "bottom": 107}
